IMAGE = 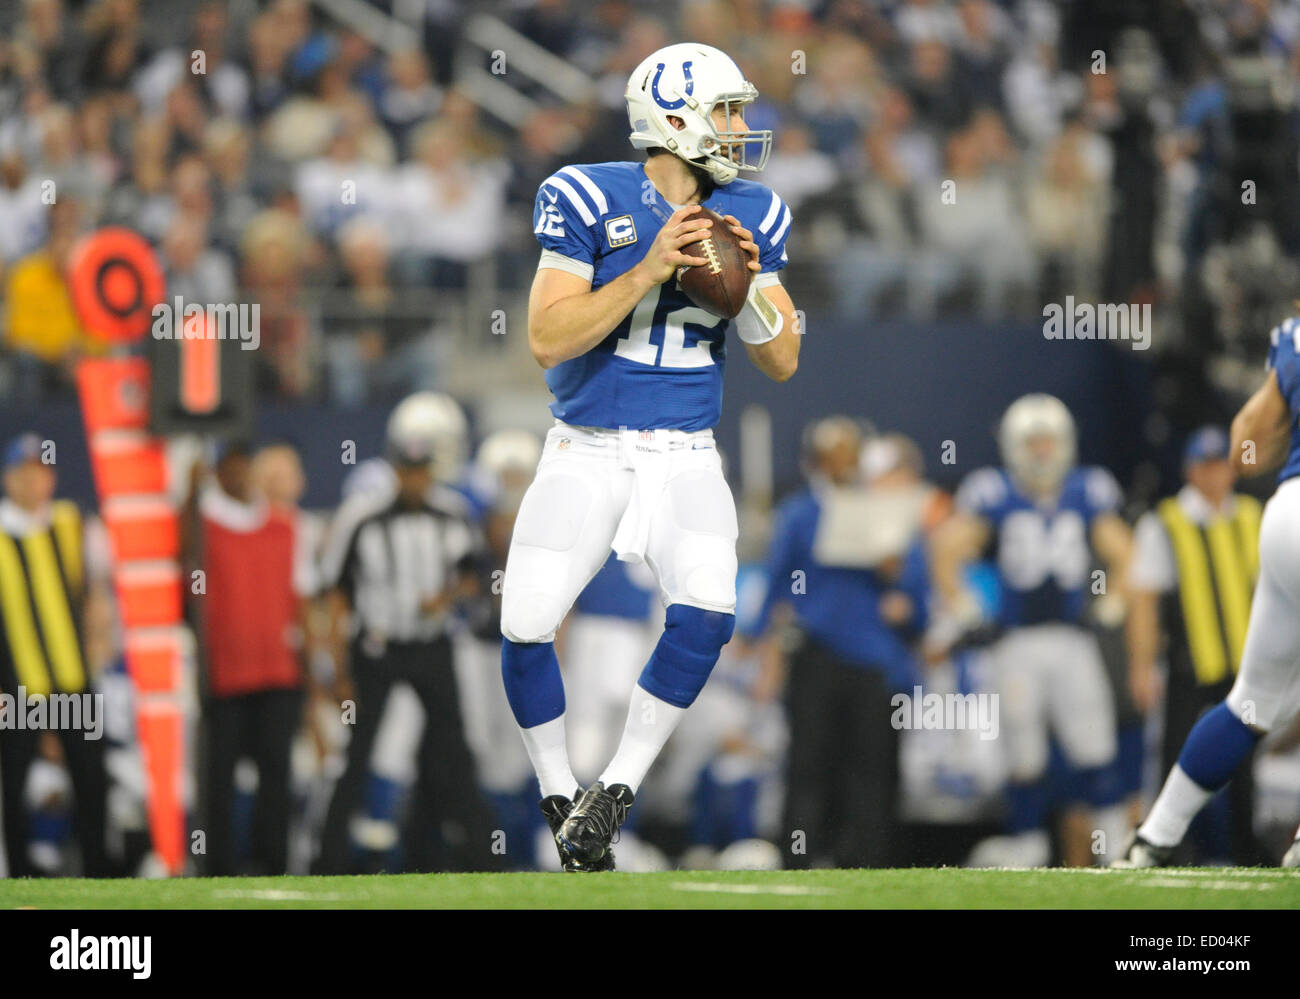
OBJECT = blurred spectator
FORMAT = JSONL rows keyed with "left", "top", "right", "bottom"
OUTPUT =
{"left": 392, "top": 116, "right": 508, "bottom": 288}
{"left": 245, "top": 9, "right": 292, "bottom": 119}
{"left": 794, "top": 35, "right": 879, "bottom": 157}
{"left": 202, "top": 118, "right": 260, "bottom": 257}
{"left": 1003, "top": 39, "right": 1080, "bottom": 146}
{"left": 295, "top": 115, "right": 393, "bottom": 239}
{"left": 134, "top": 0, "right": 250, "bottom": 121}
{"left": 102, "top": 115, "right": 172, "bottom": 237}
{"left": 952, "top": 0, "right": 1014, "bottom": 110}
{"left": 3, "top": 197, "right": 102, "bottom": 403}
{"left": 377, "top": 48, "right": 442, "bottom": 155}
{"left": 1027, "top": 114, "right": 1112, "bottom": 302}
{"left": 905, "top": 40, "right": 971, "bottom": 134}
{"left": 239, "top": 206, "right": 315, "bottom": 398}
{"left": 0, "top": 147, "right": 49, "bottom": 264}
{"left": 325, "top": 216, "right": 438, "bottom": 407}
{"left": 161, "top": 213, "right": 235, "bottom": 305}
{"left": 762, "top": 122, "right": 837, "bottom": 212}
{"left": 915, "top": 111, "right": 1035, "bottom": 317}
{"left": 80, "top": 0, "right": 149, "bottom": 98}
{"left": 13, "top": 0, "right": 82, "bottom": 103}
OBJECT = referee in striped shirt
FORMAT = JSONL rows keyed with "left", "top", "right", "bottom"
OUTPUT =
{"left": 312, "top": 431, "right": 499, "bottom": 874}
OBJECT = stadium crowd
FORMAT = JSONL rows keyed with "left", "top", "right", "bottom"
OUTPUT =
{"left": 1, "top": 0, "right": 1299, "bottom": 403}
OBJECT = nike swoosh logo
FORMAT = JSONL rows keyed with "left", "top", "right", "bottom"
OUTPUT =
{"left": 545, "top": 189, "right": 558, "bottom": 203}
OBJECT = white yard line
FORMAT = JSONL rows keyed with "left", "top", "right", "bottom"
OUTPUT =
{"left": 1140, "top": 878, "right": 1278, "bottom": 891}
{"left": 212, "top": 889, "right": 345, "bottom": 902}
{"left": 670, "top": 881, "right": 837, "bottom": 896}
{"left": 997, "top": 867, "right": 1293, "bottom": 878}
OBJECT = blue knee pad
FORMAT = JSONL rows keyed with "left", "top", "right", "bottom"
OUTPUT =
{"left": 501, "top": 639, "right": 565, "bottom": 729}
{"left": 638, "top": 604, "right": 735, "bottom": 709}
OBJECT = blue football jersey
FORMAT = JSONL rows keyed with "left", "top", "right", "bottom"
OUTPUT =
{"left": 532, "top": 161, "right": 792, "bottom": 431}
{"left": 1266, "top": 316, "right": 1300, "bottom": 485}
{"left": 956, "top": 465, "right": 1122, "bottom": 627}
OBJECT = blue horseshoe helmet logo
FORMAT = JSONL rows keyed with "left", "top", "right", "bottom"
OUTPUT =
{"left": 650, "top": 61, "right": 694, "bottom": 110}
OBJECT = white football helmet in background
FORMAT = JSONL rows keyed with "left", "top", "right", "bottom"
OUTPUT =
{"left": 474, "top": 429, "right": 542, "bottom": 514}
{"left": 998, "top": 393, "right": 1077, "bottom": 495}
{"left": 386, "top": 391, "right": 469, "bottom": 483}
{"left": 626, "top": 42, "right": 771, "bottom": 185}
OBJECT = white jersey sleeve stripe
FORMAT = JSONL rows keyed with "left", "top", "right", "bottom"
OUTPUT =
{"left": 758, "top": 191, "right": 783, "bottom": 235}
{"left": 538, "top": 249, "right": 595, "bottom": 282}
{"left": 542, "top": 174, "right": 597, "bottom": 227}
{"left": 770, "top": 205, "right": 793, "bottom": 245}
{"left": 559, "top": 166, "right": 608, "bottom": 216}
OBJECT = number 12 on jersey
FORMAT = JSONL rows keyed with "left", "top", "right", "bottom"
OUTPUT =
{"left": 614, "top": 285, "right": 724, "bottom": 368}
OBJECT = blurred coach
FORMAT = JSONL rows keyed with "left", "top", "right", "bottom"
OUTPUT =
{"left": 740, "top": 417, "right": 928, "bottom": 869}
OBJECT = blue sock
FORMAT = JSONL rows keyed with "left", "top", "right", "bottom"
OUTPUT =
{"left": 638, "top": 604, "right": 735, "bottom": 708}
{"left": 1005, "top": 780, "right": 1047, "bottom": 834}
{"left": 1177, "top": 702, "right": 1261, "bottom": 790}
{"left": 1080, "top": 762, "right": 1126, "bottom": 810}
{"left": 500, "top": 639, "right": 564, "bottom": 729}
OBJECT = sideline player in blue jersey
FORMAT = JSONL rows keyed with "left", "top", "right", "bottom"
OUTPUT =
{"left": 1119, "top": 316, "right": 1300, "bottom": 867}
{"left": 498, "top": 43, "right": 801, "bottom": 871}
{"left": 933, "top": 394, "right": 1134, "bottom": 866}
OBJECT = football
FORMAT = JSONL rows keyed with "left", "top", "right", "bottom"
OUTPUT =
{"left": 675, "top": 205, "right": 752, "bottom": 319}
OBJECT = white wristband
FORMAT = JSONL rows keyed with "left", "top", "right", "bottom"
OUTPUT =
{"left": 735, "top": 280, "right": 783, "bottom": 344}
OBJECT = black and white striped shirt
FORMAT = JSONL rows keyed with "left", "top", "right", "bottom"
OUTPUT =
{"left": 319, "top": 485, "right": 479, "bottom": 645}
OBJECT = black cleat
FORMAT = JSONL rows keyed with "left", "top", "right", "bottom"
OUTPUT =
{"left": 556, "top": 781, "right": 634, "bottom": 872}
{"left": 540, "top": 789, "right": 612, "bottom": 872}
{"left": 1111, "top": 832, "right": 1175, "bottom": 868}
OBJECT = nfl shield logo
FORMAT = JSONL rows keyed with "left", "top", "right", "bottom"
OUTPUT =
{"left": 639, "top": 430, "right": 655, "bottom": 442}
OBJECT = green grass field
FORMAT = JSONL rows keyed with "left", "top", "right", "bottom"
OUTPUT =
{"left": 3, "top": 866, "right": 1299, "bottom": 909}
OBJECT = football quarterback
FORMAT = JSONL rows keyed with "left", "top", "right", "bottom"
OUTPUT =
{"left": 499, "top": 42, "right": 801, "bottom": 872}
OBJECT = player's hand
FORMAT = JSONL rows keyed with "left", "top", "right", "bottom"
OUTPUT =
{"left": 634, "top": 205, "right": 712, "bottom": 285}
{"left": 722, "top": 214, "right": 761, "bottom": 274}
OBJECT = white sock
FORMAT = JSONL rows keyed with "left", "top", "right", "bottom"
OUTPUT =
{"left": 599, "top": 687, "right": 686, "bottom": 795}
{"left": 1093, "top": 804, "right": 1132, "bottom": 863}
{"left": 518, "top": 715, "right": 579, "bottom": 800}
{"left": 1138, "top": 764, "right": 1213, "bottom": 848}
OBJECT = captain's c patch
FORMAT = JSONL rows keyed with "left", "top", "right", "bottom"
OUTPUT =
{"left": 605, "top": 215, "right": 637, "bottom": 248}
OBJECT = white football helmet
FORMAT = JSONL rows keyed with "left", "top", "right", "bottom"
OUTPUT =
{"left": 474, "top": 429, "right": 541, "bottom": 513}
{"left": 626, "top": 42, "right": 771, "bottom": 185}
{"left": 998, "top": 394, "right": 1077, "bottom": 495}
{"left": 386, "top": 391, "right": 468, "bottom": 483}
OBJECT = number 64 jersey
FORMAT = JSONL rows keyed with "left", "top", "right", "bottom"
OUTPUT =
{"left": 532, "top": 160, "right": 792, "bottom": 432}
{"left": 955, "top": 465, "right": 1124, "bottom": 628}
